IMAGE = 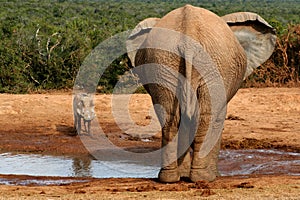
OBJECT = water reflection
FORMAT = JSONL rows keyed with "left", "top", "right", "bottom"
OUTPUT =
{"left": 0, "top": 149, "right": 299, "bottom": 179}
{"left": 72, "top": 156, "right": 92, "bottom": 177}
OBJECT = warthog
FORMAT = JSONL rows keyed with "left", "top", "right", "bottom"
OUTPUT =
{"left": 73, "top": 93, "right": 95, "bottom": 135}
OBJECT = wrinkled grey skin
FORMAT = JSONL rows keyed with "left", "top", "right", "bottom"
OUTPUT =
{"left": 126, "top": 5, "right": 276, "bottom": 183}
{"left": 73, "top": 93, "right": 95, "bottom": 135}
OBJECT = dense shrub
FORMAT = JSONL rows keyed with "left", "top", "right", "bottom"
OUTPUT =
{"left": 0, "top": 0, "right": 299, "bottom": 93}
{"left": 245, "top": 24, "right": 300, "bottom": 87}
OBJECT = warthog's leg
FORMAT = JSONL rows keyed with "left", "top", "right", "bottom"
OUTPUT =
{"left": 77, "top": 116, "right": 82, "bottom": 135}
{"left": 84, "top": 120, "right": 92, "bottom": 134}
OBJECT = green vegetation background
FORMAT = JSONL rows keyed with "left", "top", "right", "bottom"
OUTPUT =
{"left": 0, "top": 0, "right": 299, "bottom": 93}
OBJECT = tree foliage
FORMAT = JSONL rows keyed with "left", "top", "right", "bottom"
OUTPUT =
{"left": 0, "top": 0, "right": 299, "bottom": 93}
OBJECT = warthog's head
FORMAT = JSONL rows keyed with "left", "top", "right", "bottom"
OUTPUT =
{"left": 74, "top": 93, "right": 95, "bottom": 121}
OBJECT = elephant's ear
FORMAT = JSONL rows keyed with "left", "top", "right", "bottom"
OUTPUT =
{"left": 126, "top": 18, "right": 160, "bottom": 66}
{"left": 222, "top": 12, "right": 276, "bottom": 79}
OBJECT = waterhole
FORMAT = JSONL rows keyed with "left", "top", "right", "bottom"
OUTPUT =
{"left": 0, "top": 149, "right": 299, "bottom": 185}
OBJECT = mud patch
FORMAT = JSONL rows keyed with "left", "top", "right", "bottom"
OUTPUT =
{"left": 222, "top": 137, "right": 299, "bottom": 152}
{"left": 234, "top": 182, "right": 254, "bottom": 188}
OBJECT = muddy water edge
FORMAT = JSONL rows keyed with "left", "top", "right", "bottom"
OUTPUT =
{"left": 0, "top": 149, "right": 299, "bottom": 186}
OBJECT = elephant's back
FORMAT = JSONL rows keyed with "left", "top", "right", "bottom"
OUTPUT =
{"left": 154, "top": 5, "right": 229, "bottom": 42}
{"left": 152, "top": 4, "right": 247, "bottom": 99}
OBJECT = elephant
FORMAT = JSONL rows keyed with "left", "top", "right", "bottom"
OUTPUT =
{"left": 126, "top": 5, "right": 276, "bottom": 183}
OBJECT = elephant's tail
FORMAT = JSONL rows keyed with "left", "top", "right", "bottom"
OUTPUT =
{"left": 182, "top": 56, "right": 197, "bottom": 120}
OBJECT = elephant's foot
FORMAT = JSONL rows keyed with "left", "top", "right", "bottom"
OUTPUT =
{"left": 189, "top": 167, "right": 219, "bottom": 182}
{"left": 178, "top": 152, "right": 191, "bottom": 178}
{"left": 158, "top": 168, "right": 180, "bottom": 183}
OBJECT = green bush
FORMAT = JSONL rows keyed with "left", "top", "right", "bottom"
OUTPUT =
{"left": 0, "top": 0, "right": 299, "bottom": 93}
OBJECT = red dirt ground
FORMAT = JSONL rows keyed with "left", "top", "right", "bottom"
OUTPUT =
{"left": 0, "top": 87, "right": 299, "bottom": 199}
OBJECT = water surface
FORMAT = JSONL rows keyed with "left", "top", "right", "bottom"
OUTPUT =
{"left": 0, "top": 149, "right": 299, "bottom": 186}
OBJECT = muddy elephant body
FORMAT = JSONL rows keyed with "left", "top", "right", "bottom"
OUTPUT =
{"left": 127, "top": 5, "right": 276, "bottom": 182}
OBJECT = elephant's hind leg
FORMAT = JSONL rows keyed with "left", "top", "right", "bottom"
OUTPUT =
{"left": 178, "top": 148, "right": 191, "bottom": 178}
{"left": 158, "top": 122, "right": 181, "bottom": 183}
{"left": 190, "top": 86, "right": 221, "bottom": 182}
{"left": 149, "top": 86, "right": 181, "bottom": 183}
{"left": 177, "top": 115, "right": 195, "bottom": 178}
{"left": 190, "top": 136, "right": 221, "bottom": 182}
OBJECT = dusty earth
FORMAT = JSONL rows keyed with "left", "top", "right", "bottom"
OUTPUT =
{"left": 0, "top": 87, "right": 299, "bottom": 199}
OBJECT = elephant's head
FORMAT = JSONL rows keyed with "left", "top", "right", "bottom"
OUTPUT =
{"left": 126, "top": 12, "right": 276, "bottom": 80}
